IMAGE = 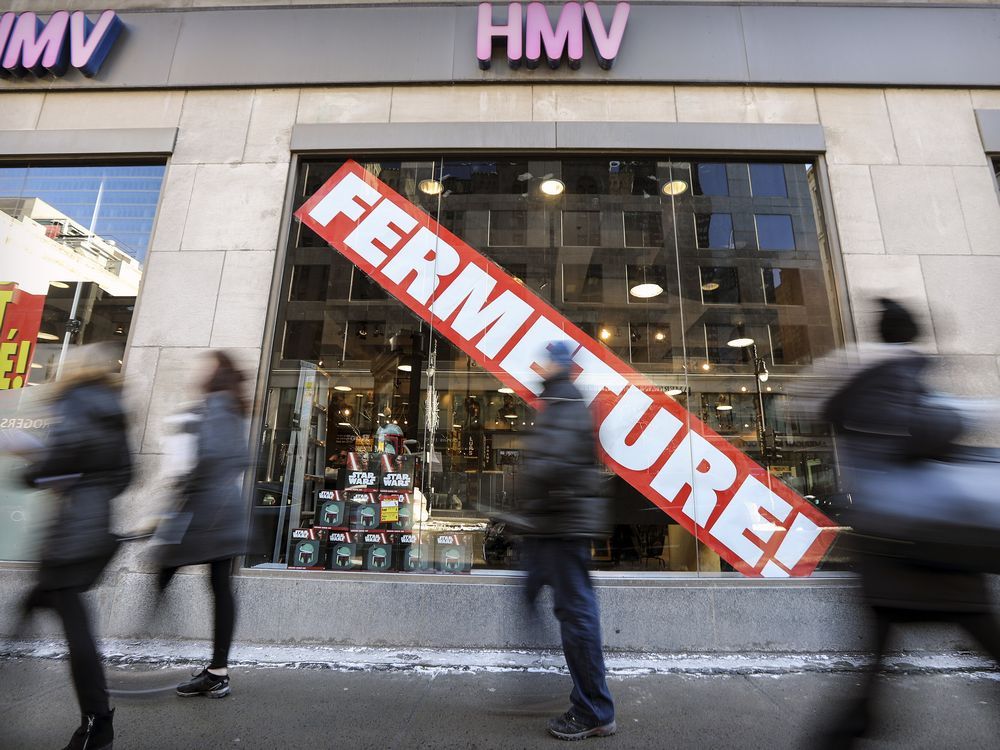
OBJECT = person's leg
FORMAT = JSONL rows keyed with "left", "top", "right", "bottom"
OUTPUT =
{"left": 815, "top": 605, "right": 893, "bottom": 750}
{"left": 209, "top": 559, "right": 235, "bottom": 671}
{"left": 157, "top": 566, "right": 178, "bottom": 592}
{"left": 49, "top": 588, "right": 110, "bottom": 717}
{"left": 548, "top": 539, "right": 615, "bottom": 728}
{"left": 955, "top": 611, "right": 1000, "bottom": 664}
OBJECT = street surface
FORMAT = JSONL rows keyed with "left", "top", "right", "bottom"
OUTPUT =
{"left": 2, "top": 646, "right": 999, "bottom": 749}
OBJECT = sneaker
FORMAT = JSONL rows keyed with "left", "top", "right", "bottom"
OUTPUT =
{"left": 176, "top": 668, "right": 230, "bottom": 698}
{"left": 547, "top": 711, "right": 617, "bottom": 741}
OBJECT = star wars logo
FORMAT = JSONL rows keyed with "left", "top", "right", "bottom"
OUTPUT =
{"left": 348, "top": 471, "right": 377, "bottom": 486}
{"left": 382, "top": 472, "right": 410, "bottom": 488}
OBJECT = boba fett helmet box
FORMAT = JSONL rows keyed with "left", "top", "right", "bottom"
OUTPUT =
{"left": 398, "top": 533, "right": 433, "bottom": 572}
{"left": 327, "top": 531, "right": 361, "bottom": 570}
{"left": 288, "top": 528, "right": 329, "bottom": 570}
{"left": 361, "top": 532, "right": 393, "bottom": 571}
{"left": 434, "top": 534, "right": 472, "bottom": 574}
{"left": 346, "top": 491, "right": 379, "bottom": 531}
{"left": 314, "top": 490, "right": 348, "bottom": 529}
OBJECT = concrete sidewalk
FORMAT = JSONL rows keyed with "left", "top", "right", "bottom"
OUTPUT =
{"left": 2, "top": 642, "right": 1000, "bottom": 749}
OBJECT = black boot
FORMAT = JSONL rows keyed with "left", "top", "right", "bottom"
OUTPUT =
{"left": 61, "top": 708, "right": 114, "bottom": 750}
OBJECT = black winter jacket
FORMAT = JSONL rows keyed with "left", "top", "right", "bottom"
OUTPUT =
{"left": 156, "top": 392, "right": 250, "bottom": 568}
{"left": 824, "top": 349, "right": 986, "bottom": 612}
{"left": 26, "top": 380, "right": 133, "bottom": 590}
{"left": 516, "top": 372, "right": 611, "bottom": 539}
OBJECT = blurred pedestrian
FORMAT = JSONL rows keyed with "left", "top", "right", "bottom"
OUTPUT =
{"left": 514, "top": 340, "right": 616, "bottom": 741}
{"left": 21, "top": 342, "right": 133, "bottom": 750}
{"left": 816, "top": 298, "right": 1000, "bottom": 749}
{"left": 153, "top": 351, "right": 250, "bottom": 699}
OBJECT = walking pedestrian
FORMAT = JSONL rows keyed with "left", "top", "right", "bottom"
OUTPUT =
{"left": 513, "top": 340, "right": 616, "bottom": 741}
{"left": 153, "top": 350, "right": 250, "bottom": 699}
{"left": 21, "top": 343, "right": 133, "bottom": 750}
{"left": 816, "top": 298, "right": 1000, "bottom": 749}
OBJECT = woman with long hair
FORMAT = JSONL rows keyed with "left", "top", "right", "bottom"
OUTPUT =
{"left": 22, "top": 342, "right": 133, "bottom": 750}
{"left": 155, "top": 350, "right": 250, "bottom": 698}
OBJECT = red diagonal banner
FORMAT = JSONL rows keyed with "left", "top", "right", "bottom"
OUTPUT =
{"left": 295, "top": 160, "right": 837, "bottom": 577}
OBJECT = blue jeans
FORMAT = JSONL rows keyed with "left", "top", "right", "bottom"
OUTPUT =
{"left": 523, "top": 538, "right": 615, "bottom": 726}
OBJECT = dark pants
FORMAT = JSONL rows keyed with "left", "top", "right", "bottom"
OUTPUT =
{"left": 158, "top": 559, "right": 236, "bottom": 669}
{"left": 523, "top": 538, "right": 615, "bottom": 727}
{"left": 824, "top": 605, "right": 1000, "bottom": 747}
{"left": 48, "top": 587, "right": 110, "bottom": 717}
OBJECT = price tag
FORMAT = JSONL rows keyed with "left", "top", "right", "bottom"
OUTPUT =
{"left": 380, "top": 498, "right": 399, "bottom": 523}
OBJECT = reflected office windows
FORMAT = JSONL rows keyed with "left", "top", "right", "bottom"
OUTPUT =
{"left": 755, "top": 214, "right": 796, "bottom": 251}
{"left": 749, "top": 163, "right": 788, "bottom": 198}
{"left": 624, "top": 211, "right": 665, "bottom": 248}
{"left": 695, "top": 213, "right": 735, "bottom": 249}
{"left": 762, "top": 268, "right": 805, "bottom": 305}
{"left": 700, "top": 266, "right": 741, "bottom": 304}
{"left": 692, "top": 163, "right": 730, "bottom": 196}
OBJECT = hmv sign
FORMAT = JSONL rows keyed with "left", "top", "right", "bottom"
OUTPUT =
{"left": 0, "top": 10, "right": 122, "bottom": 78}
{"left": 477, "top": 2, "right": 630, "bottom": 71}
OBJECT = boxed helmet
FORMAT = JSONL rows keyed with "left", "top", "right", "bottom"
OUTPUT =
{"left": 435, "top": 534, "right": 472, "bottom": 574}
{"left": 327, "top": 531, "right": 362, "bottom": 570}
{"left": 378, "top": 492, "right": 413, "bottom": 531}
{"left": 288, "top": 528, "right": 329, "bottom": 570}
{"left": 361, "top": 532, "right": 393, "bottom": 571}
{"left": 352, "top": 501, "right": 380, "bottom": 531}
{"left": 314, "top": 490, "right": 348, "bottom": 529}
{"left": 398, "top": 533, "right": 433, "bottom": 572}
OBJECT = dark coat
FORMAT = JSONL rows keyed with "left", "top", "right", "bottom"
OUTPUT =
{"left": 515, "top": 372, "right": 611, "bottom": 539}
{"left": 157, "top": 392, "right": 250, "bottom": 568}
{"left": 25, "top": 380, "right": 133, "bottom": 590}
{"left": 824, "top": 348, "right": 988, "bottom": 612}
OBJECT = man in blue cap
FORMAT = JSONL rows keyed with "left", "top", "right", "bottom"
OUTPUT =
{"left": 516, "top": 339, "right": 616, "bottom": 741}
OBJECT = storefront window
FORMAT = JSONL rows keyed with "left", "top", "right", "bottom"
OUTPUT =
{"left": 251, "top": 156, "right": 845, "bottom": 577}
{"left": 0, "top": 162, "right": 165, "bottom": 561}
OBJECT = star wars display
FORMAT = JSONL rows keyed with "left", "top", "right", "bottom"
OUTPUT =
{"left": 288, "top": 528, "right": 329, "bottom": 570}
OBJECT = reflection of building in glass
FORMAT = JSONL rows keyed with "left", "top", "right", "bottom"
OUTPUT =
{"left": 0, "top": 197, "right": 141, "bottom": 297}
{"left": 0, "top": 197, "right": 142, "bottom": 379}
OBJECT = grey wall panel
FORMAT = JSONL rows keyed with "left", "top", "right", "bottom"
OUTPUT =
{"left": 741, "top": 6, "right": 1000, "bottom": 87}
{"left": 291, "top": 122, "right": 557, "bottom": 151}
{"left": 976, "top": 110, "right": 1000, "bottom": 153}
{"left": 166, "top": 7, "right": 459, "bottom": 87}
{"left": 555, "top": 122, "right": 826, "bottom": 153}
{"left": 0, "top": 128, "right": 178, "bottom": 156}
{"left": 2, "top": 5, "right": 1000, "bottom": 91}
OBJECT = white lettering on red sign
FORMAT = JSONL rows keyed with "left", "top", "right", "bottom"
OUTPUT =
{"left": 295, "top": 160, "right": 837, "bottom": 577}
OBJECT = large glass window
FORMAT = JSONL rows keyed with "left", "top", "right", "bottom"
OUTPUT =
{"left": 251, "top": 157, "right": 845, "bottom": 577}
{"left": 0, "top": 162, "right": 165, "bottom": 561}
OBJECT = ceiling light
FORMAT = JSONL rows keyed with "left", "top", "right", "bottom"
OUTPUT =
{"left": 599, "top": 328, "right": 612, "bottom": 341}
{"left": 666, "top": 388, "right": 683, "bottom": 396}
{"left": 701, "top": 282, "right": 720, "bottom": 292}
{"left": 49, "top": 281, "right": 70, "bottom": 289}
{"left": 419, "top": 178, "right": 443, "bottom": 195}
{"left": 701, "top": 362, "right": 711, "bottom": 371}
{"left": 453, "top": 423, "right": 462, "bottom": 428}
{"left": 765, "top": 386, "right": 772, "bottom": 392}
{"left": 31, "top": 362, "right": 43, "bottom": 369}
{"left": 338, "top": 422, "right": 352, "bottom": 427}
{"left": 654, "top": 331, "right": 666, "bottom": 342}
{"left": 661, "top": 180, "right": 689, "bottom": 196}
{"left": 716, "top": 403, "right": 733, "bottom": 411}
{"left": 498, "top": 387, "right": 514, "bottom": 394}
{"left": 37, "top": 331, "right": 59, "bottom": 341}
{"left": 397, "top": 364, "right": 412, "bottom": 372}
{"left": 758, "top": 370, "right": 769, "bottom": 383}
{"left": 334, "top": 384, "right": 352, "bottom": 392}
{"left": 727, "top": 337, "right": 755, "bottom": 348}
{"left": 539, "top": 178, "right": 565, "bottom": 196}
{"left": 629, "top": 282, "right": 664, "bottom": 299}
{"left": 504, "top": 413, "right": 518, "bottom": 419}
{"left": 740, "top": 386, "right": 748, "bottom": 393}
